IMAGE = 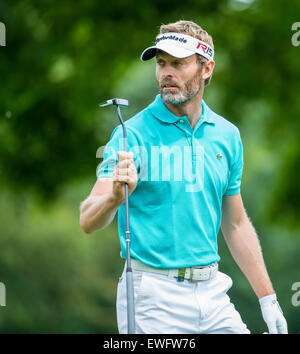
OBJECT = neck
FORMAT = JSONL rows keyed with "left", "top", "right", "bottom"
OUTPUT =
{"left": 163, "top": 88, "right": 204, "bottom": 129}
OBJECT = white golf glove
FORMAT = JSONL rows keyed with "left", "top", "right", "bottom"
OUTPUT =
{"left": 259, "top": 294, "right": 288, "bottom": 334}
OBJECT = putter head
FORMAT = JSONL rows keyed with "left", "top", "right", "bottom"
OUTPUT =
{"left": 99, "top": 98, "right": 129, "bottom": 108}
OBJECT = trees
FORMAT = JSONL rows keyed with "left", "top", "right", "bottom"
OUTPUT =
{"left": 0, "top": 0, "right": 299, "bottom": 333}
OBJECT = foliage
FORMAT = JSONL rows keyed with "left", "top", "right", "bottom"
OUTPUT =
{"left": 0, "top": 0, "right": 299, "bottom": 333}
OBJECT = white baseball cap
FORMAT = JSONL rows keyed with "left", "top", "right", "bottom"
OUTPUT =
{"left": 141, "top": 32, "right": 214, "bottom": 62}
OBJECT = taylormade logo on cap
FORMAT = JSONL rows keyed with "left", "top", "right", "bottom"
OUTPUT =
{"left": 156, "top": 34, "right": 188, "bottom": 44}
{"left": 141, "top": 32, "right": 214, "bottom": 62}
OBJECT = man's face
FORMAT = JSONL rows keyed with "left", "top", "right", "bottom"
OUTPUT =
{"left": 156, "top": 51, "right": 204, "bottom": 105}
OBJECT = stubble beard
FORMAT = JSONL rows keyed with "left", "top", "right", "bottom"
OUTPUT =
{"left": 160, "top": 68, "right": 203, "bottom": 105}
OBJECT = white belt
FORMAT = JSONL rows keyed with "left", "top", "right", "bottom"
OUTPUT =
{"left": 131, "top": 259, "right": 218, "bottom": 282}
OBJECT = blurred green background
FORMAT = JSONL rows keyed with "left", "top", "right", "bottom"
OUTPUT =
{"left": 0, "top": 0, "right": 299, "bottom": 333}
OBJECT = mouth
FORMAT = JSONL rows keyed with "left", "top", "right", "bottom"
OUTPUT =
{"left": 161, "top": 84, "right": 179, "bottom": 90}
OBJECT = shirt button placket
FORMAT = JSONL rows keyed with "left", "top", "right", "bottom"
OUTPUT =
{"left": 191, "top": 134, "right": 196, "bottom": 170}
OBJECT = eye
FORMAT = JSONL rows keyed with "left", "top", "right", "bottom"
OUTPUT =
{"left": 173, "top": 61, "right": 183, "bottom": 67}
{"left": 156, "top": 59, "right": 164, "bottom": 66}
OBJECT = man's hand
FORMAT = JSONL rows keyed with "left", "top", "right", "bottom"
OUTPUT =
{"left": 112, "top": 151, "right": 138, "bottom": 203}
{"left": 259, "top": 294, "right": 288, "bottom": 334}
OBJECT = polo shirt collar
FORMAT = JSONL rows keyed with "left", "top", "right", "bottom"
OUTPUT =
{"left": 149, "top": 94, "right": 215, "bottom": 125}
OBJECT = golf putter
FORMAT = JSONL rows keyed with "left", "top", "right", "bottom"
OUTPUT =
{"left": 99, "top": 98, "right": 136, "bottom": 334}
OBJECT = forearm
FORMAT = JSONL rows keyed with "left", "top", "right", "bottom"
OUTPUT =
{"left": 222, "top": 217, "right": 275, "bottom": 299}
{"left": 80, "top": 193, "right": 123, "bottom": 234}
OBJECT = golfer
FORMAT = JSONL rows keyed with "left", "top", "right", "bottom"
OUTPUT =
{"left": 80, "top": 20, "right": 288, "bottom": 334}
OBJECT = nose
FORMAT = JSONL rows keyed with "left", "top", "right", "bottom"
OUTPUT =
{"left": 160, "top": 65, "right": 175, "bottom": 78}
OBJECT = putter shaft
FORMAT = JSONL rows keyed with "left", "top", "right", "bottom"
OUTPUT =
{"left": 99, "top": 98, "right": 135, "bottom": 334}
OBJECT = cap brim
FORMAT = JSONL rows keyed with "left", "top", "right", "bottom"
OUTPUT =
{"left": 140, "top": 44, "right": 195, "bottom": 61}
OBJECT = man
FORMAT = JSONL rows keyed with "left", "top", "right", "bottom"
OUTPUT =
{"left": 80, "top": 20, "right": 288, "bottom": 334}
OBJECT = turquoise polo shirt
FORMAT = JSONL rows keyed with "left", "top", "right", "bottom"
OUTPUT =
{"left": 96, "top": 94, "right": 243, "bottom": 268}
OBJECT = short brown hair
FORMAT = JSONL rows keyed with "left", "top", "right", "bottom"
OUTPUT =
{"left": 158, "top": 20, "right": 214, "bottom": 86}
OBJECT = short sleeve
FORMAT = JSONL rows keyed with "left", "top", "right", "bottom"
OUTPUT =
{"left": 96, "top": 125, "right": 141, "bottom": 179}
{"left": 224, "top": 130, "right": 244, "bottom": 196}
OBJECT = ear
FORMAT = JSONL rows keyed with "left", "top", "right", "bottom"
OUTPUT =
{"left": 202, "top": 60, "right": 215, "bottom": 81}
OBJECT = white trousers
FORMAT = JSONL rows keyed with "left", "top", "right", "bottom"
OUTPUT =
{"left": 116, "top": 264, "right": 250, "bottom": 334}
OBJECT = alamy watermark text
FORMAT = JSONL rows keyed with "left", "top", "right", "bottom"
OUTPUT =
{"left": 291, "top": 22, "right": 300, "bottom": 46}
{"left": 0, "top": 282, "right": 6, "bottom": 306}
{"left": 0, "top": 22, "right": 6, "bottom": 46}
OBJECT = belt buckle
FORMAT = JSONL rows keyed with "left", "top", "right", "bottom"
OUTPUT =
{"left": 190, "top": 267, "right": 198, "bottom": 282}
{"left": 191, "top": 266, "right": 210, "bottom": 282}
